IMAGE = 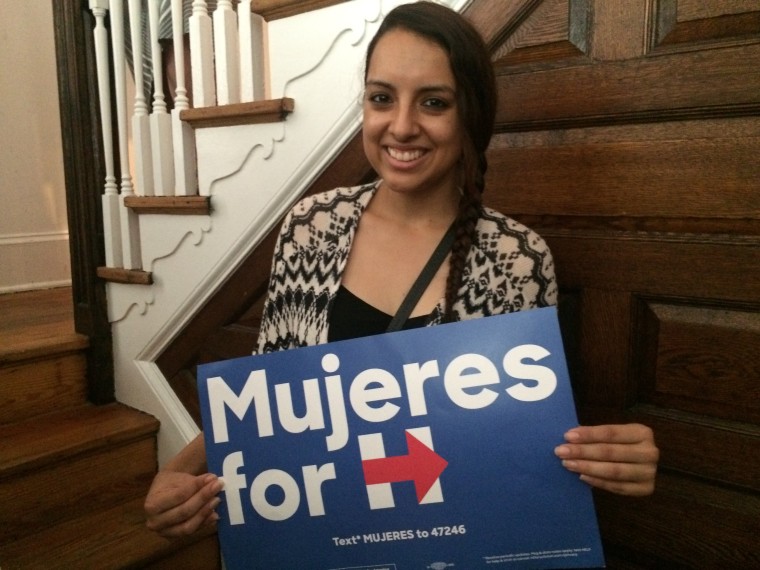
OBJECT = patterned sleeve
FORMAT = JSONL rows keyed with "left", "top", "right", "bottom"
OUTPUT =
{"left": 254, "top": 208, "right": 295, "bottom": 355}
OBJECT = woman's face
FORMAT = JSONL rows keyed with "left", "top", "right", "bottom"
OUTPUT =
{"left": 363, "top": 29, "right": 463, "bottom": 199}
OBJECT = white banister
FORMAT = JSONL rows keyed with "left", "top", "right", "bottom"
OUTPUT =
{"left": 149, "top": 0, "right": 175, "bottom": 196}
{"left": 238, "top": 0, "right": 268, "bottom": 102}
{"left": 190, "top": 1, "right": 216, "bottom": 107}
{"left": 128, "top": 0, "right": 154, "bottom": 198}
{"left": 213, "top": 0, "right": 241, "bottom": 105}
{"left": 90, "top": 0, "right": 123, "bottom": 268}
{"left": 172, "top": 0, "right": 198, "bottom": 196}
{"left": 110, "top": 0, "right": 142, "bottom": 270}
{"left": 89, "top": 0, "right": 278, "bottom": 273}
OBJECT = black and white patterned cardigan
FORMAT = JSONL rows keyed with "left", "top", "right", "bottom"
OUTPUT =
{"left": 255, "top": 181, "right": 557, "bottom": 354}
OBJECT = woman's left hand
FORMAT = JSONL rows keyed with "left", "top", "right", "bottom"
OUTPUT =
{"left": 554, "top": 423, "right": 659, "bottom": 496}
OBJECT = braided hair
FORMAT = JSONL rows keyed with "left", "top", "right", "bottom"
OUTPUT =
{"left": 364, "top": 1, "right": 497, "bottom": 322}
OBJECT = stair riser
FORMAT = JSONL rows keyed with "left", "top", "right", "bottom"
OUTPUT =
{"left": 0, "top": 497, "right": 220, "bottom": 570}
{"left": 0, "top": 437, "right": 157, "bottom": 544}
{"left": 0, "top": 353, "right": 87, "bottom": 425}
{"left": 139, "top": 533, "right": 222, "bottom": 570}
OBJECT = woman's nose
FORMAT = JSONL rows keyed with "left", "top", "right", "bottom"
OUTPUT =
{"left": 389, "top": 104, "right": 418, "bottom": 139}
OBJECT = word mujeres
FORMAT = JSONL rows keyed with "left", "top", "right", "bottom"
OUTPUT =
{"left": 206, "top": 343, "right": 559, "bottom": 453}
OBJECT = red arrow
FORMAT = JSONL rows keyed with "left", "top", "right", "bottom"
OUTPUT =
{"left": 362, "top": 431, "right": 448, "bottom": 503}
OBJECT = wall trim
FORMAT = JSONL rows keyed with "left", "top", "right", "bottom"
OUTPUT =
{"left": 0, "top": 231, "right": 72, "bottom": 294}
{"left": 0, "top": 279, "right": 73, "bottom": 295}
{"left": 0, "top": 230, "right": 69, "bottom": 246}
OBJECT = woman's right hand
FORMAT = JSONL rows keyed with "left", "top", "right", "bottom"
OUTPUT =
{"left": 144, "top": 470, "right": 224, "bottom": 537}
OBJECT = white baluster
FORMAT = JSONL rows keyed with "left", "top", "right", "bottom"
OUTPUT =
{"left": 171, "top": 0, "right": 198, "bottom": 196}
{"left": 128, "top": 0, "right": 154, "bottom": 197}
{"left": 149, "top": 0, "right": 175, "bottom": 195}
{"left": 109, "top": 0, "right": 142, "bottom": 270}
{"left": 89, "top": 0, "right": 123, "bottom": 268}
{"left": 238, "top": 0, "right": 268, "bottom": 102}
{"left": 189, "top": 0, "right": 216, "bottom": 107}
{"left": 214, "top": 0, "right": 240, "bottom": 105}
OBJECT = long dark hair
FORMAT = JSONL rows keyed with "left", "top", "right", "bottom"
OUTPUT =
{"left": 364, "top": 1, "right": 497, "bottom": 321}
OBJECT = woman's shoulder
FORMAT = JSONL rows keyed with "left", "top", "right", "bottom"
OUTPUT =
{"left": 289, "top": 182, "right": 378, "bottom": 222}
{"left": 476, "top": 206, "right": 551, "bottom": 256}
{"left": 277, "top": 181, "right": 378, "bottom": 248}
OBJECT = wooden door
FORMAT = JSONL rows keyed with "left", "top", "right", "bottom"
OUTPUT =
{"left": 467, "top": 0, "right": 760, "bottom": 567}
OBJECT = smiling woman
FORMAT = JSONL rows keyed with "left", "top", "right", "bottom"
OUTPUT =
{"left": 144, "top": 1, "right": 659, "bottom": 541}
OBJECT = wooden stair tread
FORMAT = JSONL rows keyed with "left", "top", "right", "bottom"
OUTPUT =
{"left": 0, "top": 287, "right": 88, "bottom": 364}
{"left": 0, "top": 403, "right": 159, "bottom": 477}
{"left": 0, "top": 496, "right": 220, "bottom": 569}
{"left": 0, "top": 333, "right": 89, "bottom": 365}
{"left": 180, "top": 97, "right": 294, "bottom": 129}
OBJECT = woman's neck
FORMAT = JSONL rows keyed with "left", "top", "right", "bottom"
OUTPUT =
{"left": 369, "top": 179, "right": 460, "bottom": 231}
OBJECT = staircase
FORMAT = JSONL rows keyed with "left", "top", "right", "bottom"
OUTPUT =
{"left": 0, "top": 288, "right": 220, "bottom": 569}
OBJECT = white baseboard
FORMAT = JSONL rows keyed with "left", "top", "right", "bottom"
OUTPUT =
{"left": 0, "top": 231, "right": 71, "bottom": 293}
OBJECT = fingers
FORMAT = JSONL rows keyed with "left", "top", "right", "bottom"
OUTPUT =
{"left": 145, "top": 472, "right": 224, "bottom": 537}
{"left": 144, "top": 472, "right": 210, "bottom": 516}
{"left": 154, "top": 495, "right": 221, "bottom": 538}
{"left": 564, "top": 423, "right": 656, "bottom": 446}
{"left": 557, "top": 455, "right": 658, "bottom": 496}
{"left": 555, "top": 424, "right": 659, "bottom": 497}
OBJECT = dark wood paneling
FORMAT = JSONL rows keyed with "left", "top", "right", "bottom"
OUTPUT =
{"left": 494, "top": 43, "right": 760, "bottom": 129}
{"left": 541, "top": 236, "right": 759, "bottom": 303}
{"left": 488, "top": 125, "right": 760, "bottom": 219}
{"left": 654, "top": 0, "right": 760, "bottom": 50}
{"left": 491, "top": 0, "right": 591, "bottom": 66}
{"left": 480, "top": 1, "right": 760, "bottom": 566}
{"left": 635, "top": 301, "right": 760, "bottom": 423}
{"left": 632, "top": 407, "right": 760, "bottom": 490}
{"left": 595, "top": 471, "right": 760, "bottom": 568}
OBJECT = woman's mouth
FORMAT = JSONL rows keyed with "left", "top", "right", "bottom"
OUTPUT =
{"left": 386, "top": 147, "right": 425, "bottom": 162}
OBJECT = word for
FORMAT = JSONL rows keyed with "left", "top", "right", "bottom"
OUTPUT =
{"left": 221, "top": 452, "right": 336, "bottom": 524}
{"left": 207, "top": 345, "right": 557, "bottom": 452}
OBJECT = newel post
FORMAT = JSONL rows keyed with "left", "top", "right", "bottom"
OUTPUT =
{"left": 52, "top": 0, "right": 115, "bottom": 404}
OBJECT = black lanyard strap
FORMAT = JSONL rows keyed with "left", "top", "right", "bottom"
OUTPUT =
{"left": 386, "top": 222, "right": 457, "bottom": 333}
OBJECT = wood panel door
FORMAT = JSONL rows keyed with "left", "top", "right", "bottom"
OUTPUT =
{"left": 466, "top": 0, "right": 760, "bottom": 567}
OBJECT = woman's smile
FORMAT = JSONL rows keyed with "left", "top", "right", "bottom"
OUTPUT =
{"left": 386, "top": 146, "right": 427, "bottom": 164}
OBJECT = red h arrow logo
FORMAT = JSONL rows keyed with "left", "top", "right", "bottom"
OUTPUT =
{"left": 361, "top": 431, "right": 448, "bottom": 503}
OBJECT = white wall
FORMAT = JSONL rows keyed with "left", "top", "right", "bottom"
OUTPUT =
{"left": 0, "top": 1, "right": 71, "bottom": 293}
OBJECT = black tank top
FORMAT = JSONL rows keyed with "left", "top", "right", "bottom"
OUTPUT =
{"left": 328, "top": 285, "right": 429, "bottom": 342}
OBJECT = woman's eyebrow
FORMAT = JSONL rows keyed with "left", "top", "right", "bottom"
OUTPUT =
{"left": 364, "top": 79, "right": 456, "bottom": 95}
{"left": 364, "top": 79, "right": 395, "bottom": 91}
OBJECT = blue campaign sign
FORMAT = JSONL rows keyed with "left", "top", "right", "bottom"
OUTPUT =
{"left": 197, "top": 307, "right": 605, "bottom": 569}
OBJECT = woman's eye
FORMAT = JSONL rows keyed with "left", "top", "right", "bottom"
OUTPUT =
{"left": 367, "top": 92, "right": 391, "bottom": 105}
{"left": 423, "top": 97, "right": 449, "bottom": 109}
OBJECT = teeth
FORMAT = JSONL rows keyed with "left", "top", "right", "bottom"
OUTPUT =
{"left": 387, "top": 147, "right": 424, "bottom": 162}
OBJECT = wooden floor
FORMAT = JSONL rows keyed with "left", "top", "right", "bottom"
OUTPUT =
{"left": 0, "top": 287, "right": 86, "bottom": 362}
